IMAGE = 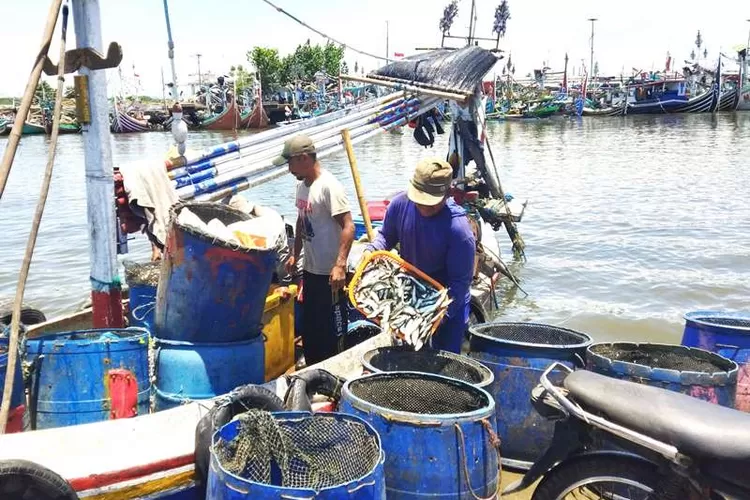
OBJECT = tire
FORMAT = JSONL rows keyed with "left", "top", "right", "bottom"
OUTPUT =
{"left": 532, "top": 455, "right": 660, "bottom": 500}
{"left": 0, "top": 301, "right": 47, "bottom": 327}
{"left": 0, "top": 459, "right": 78, "bottom": 500}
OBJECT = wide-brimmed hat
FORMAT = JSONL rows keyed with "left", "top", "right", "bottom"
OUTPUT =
{"left": 406, "top": 158, "right": 453, "bottom": 206}
{"left": 272, "top": 134, "right": 316, "bottom": 166}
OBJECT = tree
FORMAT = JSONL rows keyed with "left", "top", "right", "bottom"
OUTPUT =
{"left": 248, "top": 47, "right": 282, "bottom": 93}
{"left": 322, "top": 42, "right": 345, "bottom": 76}
{"left": 230, "top": 64, "right": 255, "bottom": 94}
{"left": 34, "top": 81, "right": 55, "bottom": 105}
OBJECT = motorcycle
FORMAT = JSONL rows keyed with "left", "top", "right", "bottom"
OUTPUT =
{"left": 503, "top": 362, "right": 750, "bottom": 499}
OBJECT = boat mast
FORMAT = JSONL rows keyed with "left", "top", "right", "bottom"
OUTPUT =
{"left": 468, "top": 0, "right": 476, "bottom": 46}
{"left": 588, "top": 18, "right": 597, "bottom": 81}
{"left": 385, "top": 21, "right": 390, "bottom": 64}
{"left": 163, "top": 0, "right": 179, "bottom": 101}
{"left": 71, "top": 0, "right": 123, "bottom": 327}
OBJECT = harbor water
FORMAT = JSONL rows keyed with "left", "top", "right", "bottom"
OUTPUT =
{"left": 1, "top": 113, "right": 749, "bottom": 345}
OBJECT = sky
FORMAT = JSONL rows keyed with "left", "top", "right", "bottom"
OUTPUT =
{"left": 1, "top": 0, "right": 749, "bottom": 97}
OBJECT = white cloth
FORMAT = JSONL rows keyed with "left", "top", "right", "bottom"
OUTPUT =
{"left": 295, "top": 169, "right": 350, "bottom": 275}
{"left": 119, "top": 159, "right": 179, "bottom": 247}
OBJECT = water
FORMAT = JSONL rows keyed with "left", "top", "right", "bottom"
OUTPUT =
{"left": 1, "top": 113, "right": 748, "bottom": 344}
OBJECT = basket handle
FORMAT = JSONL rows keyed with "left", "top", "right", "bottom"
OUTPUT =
{"left": 455, "top": 418, "right": 502, "bottom": 500}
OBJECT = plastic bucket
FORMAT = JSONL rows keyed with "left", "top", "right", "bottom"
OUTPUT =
{"left": 468, "top": 322, "right": 592, "bottom": 470}
{"left": 25, "top": 328, "right": 150, "bottom": 429}
{"left": 341, "top": 371, "right": 499, "bottom": 499}
{"left": 207, "top": 411, "right": 385, "bottom": 499}
{"left": 0, "top": 336, "right": 25, "bottom": 433}
{"left": 361, "top": 346, "right": 494, "bottom": 388}
{"left": 587, "top": 342, "right": 738, "bottom": 408}
{"left": 682, "top": 311, "right": 750, "bottom": 411}
{"left": 154, "top": 335, "right": 265, "bottom": 411}
{"left": 155, "top": 202, "right": 278, "bottom": 343}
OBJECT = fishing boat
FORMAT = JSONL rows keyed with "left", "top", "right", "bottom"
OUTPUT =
{"left": 199, "top": 97, "right": 242, "bottom": 130}
{"left": 111, "top": 107, "right": 151, "bottom": 133}
{"left": 0, "top": 120, "right": 6, "bottom": 136}
{"left": 19, "top": 121, "right": 47, "bottom": 135}
{"left": 45, "top": 121, "right": 81, "bottom": 135}
{"left": 239, "top": 102, "right": 270, "bottom": 129}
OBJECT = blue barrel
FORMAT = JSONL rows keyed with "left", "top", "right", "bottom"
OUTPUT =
{"left": 207, "top": 411, "right": 385, "bottom": 499}
{"left": 341, "top": 371, "right": 499, "bottom": 499}
{"left": 587, "top": 342, "right": 738, "bottom": 408}
{"left": 154, "top": 335, "right": 265, "bottom": 411}
{"left": 0, "top": 335, "right": 25, "bottom": 409}
{"left": 682, "top": 311, "right": 750, "bottom": 411}
{"left": 468, "top": 322, "right": 592, "bottom": 470}
{"left": 25, "top": 328, "right": 150, "bottom": 429}
{"left": 124, "top": 260, "right": 160, "bottom": 331}
{"left": 155, "top": 202, "right": 279, "bottom": 343}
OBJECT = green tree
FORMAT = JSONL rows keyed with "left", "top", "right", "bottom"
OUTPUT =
{"left": 322, "top": 42, "right": 345, "bottom": 76}
{"left": 34, "top": 81, "right": 56, "bottom": 105}
{"left": 230, "top": 64, "right": 255, "bottom": 94}
{"left": 248, "top": 47, "right": 282, "bottom": 93}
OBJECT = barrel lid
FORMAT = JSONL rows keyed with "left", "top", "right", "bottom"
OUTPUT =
{"left": 684, "top": 311, "right": 750, "bottom": 332}
{"left": 469, "top": 322, "right": 592, "bottom": 349}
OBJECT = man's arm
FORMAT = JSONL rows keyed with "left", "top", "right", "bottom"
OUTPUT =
{"left": 286, "top": 217, "right": 303, "bottom": 276}
{"left": 330, "top": 212, "right": 354, "bottom": 291}
{"left": 367, "top": 199, "right": 400, "bottom": 252}
{"left": 444, "top": 225, "right": 476, "bottom": 322}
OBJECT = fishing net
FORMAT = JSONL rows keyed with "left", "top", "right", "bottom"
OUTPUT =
{"left": 123, "top": 260, "right": 161, "bottom": 287}
{"left": 347, "top": 372, "right": 489, "bottom": 415}
{"left": 213, "top": 411, "right": 381, "bottom": 491}
{"left": 694, "top": 316, "right": 750, "bottom": 329}
{"left": 363, "top": 346, "right": 492, "bottom": 386}
{"left": 470, "top": 322, "right": 591, "bottom": 347}
{"left": 589, "top": 343, "right": 735, "bottom": 374}
{"left": 369, "top": 46, "right": 499, "bottom": 95}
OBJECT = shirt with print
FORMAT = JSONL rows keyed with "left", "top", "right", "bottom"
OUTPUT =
{"left": 295, "top": 169, "right": 351, "bottom": 275}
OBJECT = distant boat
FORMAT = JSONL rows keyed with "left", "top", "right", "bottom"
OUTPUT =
{"left": 201, "top": 98, "right": 242, "bottom": 131}
{"left": 240, "top": 103, "right": 270, "bottom": 129}
{"left": 45, "top": 121, "right": 81, "bottom": 135}
{"left": 0, "top": 119, "right": 7, "bottom": 135}
{"left": 111, "top": 108, "right": 151, "bottom": 133}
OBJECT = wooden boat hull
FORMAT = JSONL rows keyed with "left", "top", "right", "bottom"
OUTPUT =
{"left": 111, "top": 109, "right": 151, "bottom": 133}
{"left": 45, "top": 122, "right": 82, "bottom": 135}
{"left": 241, "top": 104, "right": 270, "bottom": 129}
{"left": 21, "top": 122, "right": 46, "bottom": 135}
{"left": 201, "top": 99, "right": 241, "bottom": 131}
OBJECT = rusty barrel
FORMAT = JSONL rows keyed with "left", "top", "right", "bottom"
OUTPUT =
{"left": 25, "top": 328, "right": 150, "bottom": 429}
{"left": 155, "top": 202, "right": 278, "bottom": 343}
{"left": 682, "top": 311, "right": 750, "bottom": 412}
{"left": 468, "top": 322, "right": 592, "bottom": 470}
{"left": 587, "top": 342, "right": 738, "bottom": 408}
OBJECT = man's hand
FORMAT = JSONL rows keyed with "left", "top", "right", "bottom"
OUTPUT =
{"left": 285, "top": 255, "right": 296, "bottom": 276}
{"left": 329, "top": 264, "right": 347, "bottom": 292}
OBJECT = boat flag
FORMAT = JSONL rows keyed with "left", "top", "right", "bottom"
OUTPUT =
{"left": 394, "top": 52, "right": 404, "bottom": 58}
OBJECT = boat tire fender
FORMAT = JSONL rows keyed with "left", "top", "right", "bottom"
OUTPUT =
{"left": 0, "top": 459, "right": 78, "bottom": 500}
{"left": 0, "top": 302, "right": 47, "bottom": 327}
{"left": 283, "top": 369, "right": 346, "bottom": 411}
{"left": 194, "top": 384, "right": 283, "bottom": 489}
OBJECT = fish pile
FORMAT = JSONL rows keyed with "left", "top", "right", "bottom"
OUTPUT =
{"left": 353, "top": 257, "right": 452, "bottom": 350}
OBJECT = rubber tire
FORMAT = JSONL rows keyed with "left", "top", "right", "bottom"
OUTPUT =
{"left": 532, "top": 455, "right": 660, "bottom": 500}
{"left": 0, "top": 301, "right": 47, "bottom": 327}
{"left": 0, "top": 459, "right": 78, "bottom": 500}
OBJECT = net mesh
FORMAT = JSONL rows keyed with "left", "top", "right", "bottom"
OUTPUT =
{"left": 214, "top": 411, "right": 380, "bottom": 491}
{"left": 348, "top": 372, "right": 489, "bottom": 415}
{"left": 590, "top": 344, "right": 734, "bottom": 373}
{"left": 123, "top": 261, "right": 161, "bottom": 287}
{"left": 365, "top": 347, "right": 490, "bottom": 385}
{"left": 471, "top": 322, "right": 589, "bottom": 346}
{"left": 695, "top": 317, "right": 750, "bottom": 329}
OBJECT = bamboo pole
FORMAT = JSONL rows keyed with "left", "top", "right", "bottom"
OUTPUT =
{"left": 340, "top": 74, "right": 471, "bottom": 102}
{"left": 341, "top": 128, "right": 374, "bottom": 242}
{"left": 0, "top": 0, "right": 63, "bottom": 199}
{"left": 0, "top": 4, "right": 69, "bottom": 435}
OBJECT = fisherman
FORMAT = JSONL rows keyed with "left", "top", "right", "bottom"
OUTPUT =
{"left": 275, "top": 135, "right": 355, "bottom": 365}
{"left": 365, "top": 158, "right": 475, "bottom": 354}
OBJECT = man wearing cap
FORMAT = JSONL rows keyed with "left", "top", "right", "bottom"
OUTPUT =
{"left": 366, "top": 158, "right": 475, "bottom": 354}
{"left": 274, "top": 135, "right": 355, "bottom": 365}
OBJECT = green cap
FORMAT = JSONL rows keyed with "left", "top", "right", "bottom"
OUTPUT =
{"left": 272, "top": 134, "right": 316, "bottom": 166}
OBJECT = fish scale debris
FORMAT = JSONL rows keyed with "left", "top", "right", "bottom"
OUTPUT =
{"left": 353, "top": 257, "right": 452, "bottom": 350}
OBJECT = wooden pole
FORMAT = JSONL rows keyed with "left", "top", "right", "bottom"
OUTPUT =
{"left": 0, "top": 4, "right": 69, "bottom": 435}
{"left": 0, "top": 0, "right": 63, "bottom": 199}
{"left": 340, "top": 128, "right": 374, "bottom": 242}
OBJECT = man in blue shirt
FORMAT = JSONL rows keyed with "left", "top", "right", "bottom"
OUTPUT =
{"left": 366, "top": 158, "right": 476, "bottom": 353}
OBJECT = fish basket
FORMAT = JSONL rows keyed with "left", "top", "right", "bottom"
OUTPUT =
{"left": 209, "top": 411, "right": 385, "bottom": 498}
{"left": 361, "top": 346, "right": 494, "bottom": 388}
{"left": 348, "top": 250, "right": 447, "bottom": 345}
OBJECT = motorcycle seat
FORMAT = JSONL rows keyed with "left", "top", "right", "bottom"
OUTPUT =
{"left": 564, "top": 370, "right": 750, "bottom": 462}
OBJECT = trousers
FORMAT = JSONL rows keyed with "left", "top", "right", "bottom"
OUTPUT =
{"left": 300, "top": 271, "right": 348, "bottom": 366}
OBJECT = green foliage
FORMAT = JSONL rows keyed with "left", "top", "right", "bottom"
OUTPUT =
{"left": 34, "top": 81, "right": 56, "bottom": 105}
{"left": 248, "top": 46, "right": 282, "bottom": 92}
{"left": 230, "top": 64, "right": 255, "bottom": 94}
{"left": 249, "top": 41, "right": 346, "bottom": 93}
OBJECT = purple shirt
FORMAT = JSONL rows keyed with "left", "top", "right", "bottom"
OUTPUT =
{"left": 368, "top": 193, "right": 476, "bottom": 323}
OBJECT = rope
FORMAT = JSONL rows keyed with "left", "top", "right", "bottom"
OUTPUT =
{"left": 0, "top": 3, "right": 69, "bottom": 434}
{"left": 259, "top": 0, "right": 389, "bottom": 62}
{"left": 455, "top": 419, "right": 502, "bottom": 500}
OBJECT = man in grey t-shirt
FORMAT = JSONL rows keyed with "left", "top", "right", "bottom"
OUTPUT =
{"left": 274, "top": 135, "right": 355, "bottom": 365}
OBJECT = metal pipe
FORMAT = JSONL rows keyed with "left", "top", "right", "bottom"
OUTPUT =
{"left": 71, "top": 0, "right": 124, "bottom": 328}
{"left": 163, "top": 0, "right": 179, "bottom": 101}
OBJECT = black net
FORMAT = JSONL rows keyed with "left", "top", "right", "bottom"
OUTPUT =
{"left": 214, "top": 411, "right": 380, "bottom": 491}
{"left": 589, "top": 343, "right": 735, "bottom": 373}
{"left": 364, "top": 347, "right": 491, "bottom": 386}
{"left": 61, "top": 330, "right": 142, "bottom": 342}
{"left": 123, "top": 261, "right": 161, "bottom": 287}
{"left": 348, "top": 372, "right": 489, "bottom": 415}
{"left": 695, "top": 316, "right": 750, "bottom": 329}
{"left": 470, "top": 322, "right": 590, "bottom": 346}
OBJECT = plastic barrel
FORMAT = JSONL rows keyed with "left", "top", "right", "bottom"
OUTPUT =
{"left": 361, "top": 346, "right": 494, "bottom": 388}
{"left": 468, "top": 322, "right": 592, "bottom": 470}
{"left": 124, "top": 260, "right": 160, "bottom": 331}
{"left": 587, "top": 342, "right": 738, "bottom": 408}
{"left": 155, "top": 202, "right": 279, "bottom": 343}
{"left": 154, "top": 335, "right": 265, "bottom": 411}
{"left": 682, "top": 311, "right": 750, "bottom": 412}
{"left": 0, "top": 336, "right": 25, "bottom": 433}
{"left": 341, "top": 371, "right": 499, "bottom": 499}
{"left": 207, "top": 411, "right": 385, "bottom": 499}
{"left": 25, "top": 328, "right": 150, "bottom": 429}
